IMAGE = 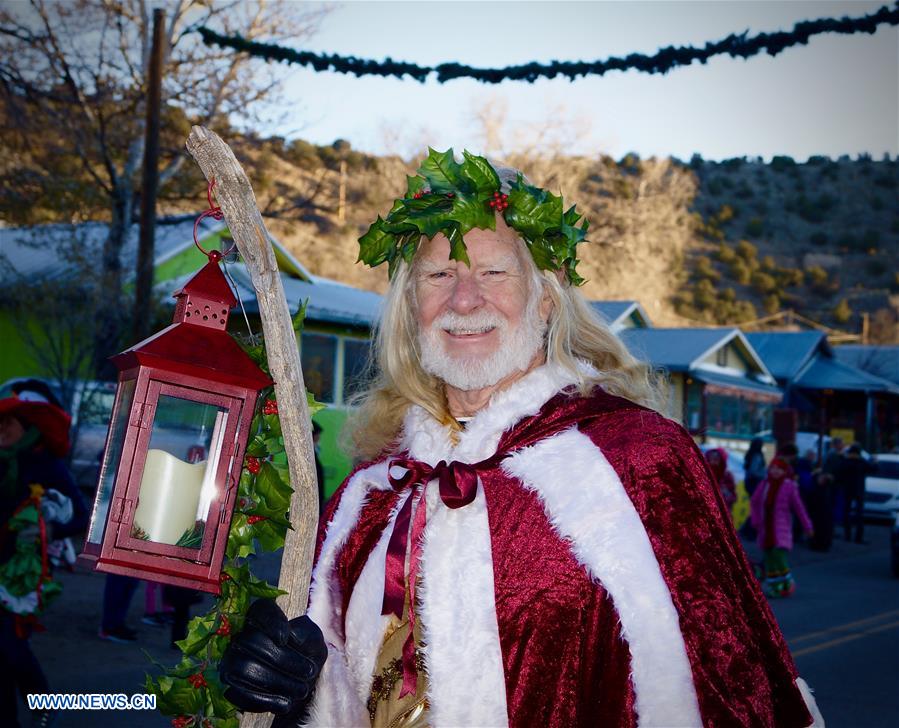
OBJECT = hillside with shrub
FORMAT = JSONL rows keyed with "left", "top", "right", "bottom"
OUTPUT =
{"left": 5, "top": 131, "right": 897, "bottom": 342}
{"left": 236, "top": 141, "right": 897, "bottom": 342}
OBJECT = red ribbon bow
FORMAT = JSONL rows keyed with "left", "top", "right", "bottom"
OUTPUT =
{"left": 382, "top": 456, "right": 489, "bottom": 696}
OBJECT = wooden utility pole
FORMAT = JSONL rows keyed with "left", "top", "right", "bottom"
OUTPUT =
{"left": 133, "top": 8, "right": 165, "bottom": 343}
{"left": 186, "top": 127, "right": 319, "bottom": 728}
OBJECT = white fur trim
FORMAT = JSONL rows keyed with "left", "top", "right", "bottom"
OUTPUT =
{"left": 417, "top": 479, "right": 509, "bottom": 727}
{"left": 504, "top": 428, "right": 703, "bottom": 727}
{"left": 796, "top": 678, "right": 825, "bottom": 727}
{"left": 304, "top": 461, "right": 391, "bottom": 727}
{"left": 401, "top": 361, "right": 580, "bottom": 466}
{"left": 343, "top": 494, "right": 409, "bottom": 704}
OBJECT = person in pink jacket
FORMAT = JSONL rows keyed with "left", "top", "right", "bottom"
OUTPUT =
{"left": 751, "top": 456, "right": 814, "bottom": 598}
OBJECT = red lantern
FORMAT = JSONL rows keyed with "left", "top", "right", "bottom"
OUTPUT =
{"left": 80, "top": 253, "right": 271, "bottom": 593}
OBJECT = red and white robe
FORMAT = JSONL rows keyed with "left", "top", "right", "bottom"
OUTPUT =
{"left": 303, "top": 363, "right": 824, "bottom": 727}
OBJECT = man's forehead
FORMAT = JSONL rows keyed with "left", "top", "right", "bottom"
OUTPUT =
{"left": 416, "top": 250, "right": 521, "bottom": 271}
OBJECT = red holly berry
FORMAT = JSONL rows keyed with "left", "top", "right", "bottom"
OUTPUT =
{"left": 446, "top": 192, "right": 454, "bottom": 198}
{"left": 216, "top": 614, "right": 231, "bottom": 636}
{"left": 246, "top": 456, "right": 261, "bottom": 474}
{"left": 247, "top": 515, "right": 267, "bottom": 525}
{"left": 263, "top": 399, "right": 278, "bottom": 415}
{"left": 187, "top": 672, "right": 207, "bottom": 689}
{"left": 219, "top": 572, "right": 231, "bottom": 583}
{"left": 171, "top": 717, "right": 192, "bottom": 728}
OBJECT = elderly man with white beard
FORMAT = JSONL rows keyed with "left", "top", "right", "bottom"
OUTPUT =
{"left": 219, "top": 150, "right": 824, "bottom": 728}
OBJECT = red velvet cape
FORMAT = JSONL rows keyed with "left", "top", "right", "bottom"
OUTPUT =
{"left": 316, "top": 388, "right": 813, "bottom": 727}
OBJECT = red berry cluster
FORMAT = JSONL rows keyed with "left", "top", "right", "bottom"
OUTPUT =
{"left": 216, "top": 614, "right": 231, "bottom": 637}
{"left": 263, "top": 399, "right": 278, "bottom": 415}
{"left": 187, "top": 673, "right": 207, "bottom": 689}
{"left": 247, "top": 515, "right": 268, "bottom": 525}
{"left": 219, "top": 572, "right": 231, "bottom": 583}
{"left": 411, "top": 188, "right": 431, "bottom": 199}
{"left": 246, "top": 456, "right": 261, "bottom": 475}
{"left": 446, "top": 192, "right": 455, "bottom": 198}
{"left": 171, "top": 717, "right": 192, "bottom": 728}
{"left": 488, "top": 191, "right": 509, "bottom": 212}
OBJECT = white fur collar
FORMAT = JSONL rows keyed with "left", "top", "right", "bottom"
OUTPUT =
{"left": 400, "top": 361, "right": 580, "bottom": 465}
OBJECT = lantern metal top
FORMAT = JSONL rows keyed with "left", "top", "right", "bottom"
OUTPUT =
{"left": 111, "top": 259, "right": 271, "bottom": 390}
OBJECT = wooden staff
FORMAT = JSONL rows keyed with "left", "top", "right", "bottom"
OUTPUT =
{"left": 186, "top": 126, "right": 318, "bottom": 728}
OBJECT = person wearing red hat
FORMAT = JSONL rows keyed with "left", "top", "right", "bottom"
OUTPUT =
{"left": 0, "top": 382, "right": 87, "bottom": 725}
{"left": 750, "top": 457, "right": 814, "bottom": 598}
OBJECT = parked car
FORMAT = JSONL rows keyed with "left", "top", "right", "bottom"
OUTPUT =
{"left": 864, "top": 453, "right": 899, "bottom": 521}
{"left": 891, "top": 511, "right": 899, "bottom": 578}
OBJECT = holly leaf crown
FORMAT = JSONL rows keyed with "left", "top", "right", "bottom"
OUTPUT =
{"left": 358, "top": 148, "right": 589, "bottom": 286}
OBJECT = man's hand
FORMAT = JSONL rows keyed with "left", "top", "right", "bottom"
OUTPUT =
{"left": 219, "top": 599, "right": 327, "bottom": 721}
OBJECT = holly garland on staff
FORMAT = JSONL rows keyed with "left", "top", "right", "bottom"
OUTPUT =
{"left": 146, "top": 304, "right": 323, "bottom": 728}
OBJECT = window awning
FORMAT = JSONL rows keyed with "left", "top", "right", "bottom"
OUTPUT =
{"left": 691, "top": 370, "right": 783, "bottom": 403}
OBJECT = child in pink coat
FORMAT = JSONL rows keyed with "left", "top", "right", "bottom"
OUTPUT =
{"left": 750, "top": 457, "right": 813, "bottom": 597}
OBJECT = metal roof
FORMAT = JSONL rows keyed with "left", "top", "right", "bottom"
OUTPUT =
{"left": 833, "top": 345, "right": 899, "bottom": 386}
{"left": 0, "top": 219, "right": 211, "bottom": 282}
{"left": 743, "top": 331, "right": 828, "bottom": 382}
{"left": 794, "top": 355, "right": 899, "bottom": 394}
{"left": 161, "top": 262, "right": 382, "bottom": 329}
{"left": 619, "top": 327, "right": 739, "bottom": 370}
{"left": 590, "top": 300, "right": 651, "bottom": 329}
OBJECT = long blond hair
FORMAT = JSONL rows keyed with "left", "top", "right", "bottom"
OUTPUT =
{"left": 346, "top": 250, "right": 666, "bottom": 460}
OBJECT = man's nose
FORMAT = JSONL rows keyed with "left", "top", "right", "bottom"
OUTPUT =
{"left": 448, "top": 271, "right": 484, "bottom": 314}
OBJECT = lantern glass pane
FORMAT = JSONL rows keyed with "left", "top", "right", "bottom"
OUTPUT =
{"left": 87, "top": 379, "right": 136, "bottom": 545}
{"left": 131, "top": 395, "right": 228, "bottom": 549}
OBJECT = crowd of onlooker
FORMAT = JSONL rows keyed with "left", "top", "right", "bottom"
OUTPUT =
{"left": 706, "top": 436, "right": 880, "bottom": 599}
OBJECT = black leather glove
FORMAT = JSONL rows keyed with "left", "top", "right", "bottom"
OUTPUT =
{"left": 219, "top": 599, "right": 327, "bottom": 725}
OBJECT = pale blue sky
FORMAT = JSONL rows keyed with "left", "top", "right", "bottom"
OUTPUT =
{"left": 259, "top": 1, "right": 898, "bottom": 161}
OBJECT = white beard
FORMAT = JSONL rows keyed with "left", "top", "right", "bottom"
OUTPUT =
{"left": 418, "top": 294, "right": 547, "bottom": 391}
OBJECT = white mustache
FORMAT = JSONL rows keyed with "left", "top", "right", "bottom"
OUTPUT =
{"left": 433, "top": 311, "right": 506, "bottom": 335}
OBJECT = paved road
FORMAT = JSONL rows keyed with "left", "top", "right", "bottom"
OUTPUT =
{"left": 23, "top": 525, "right": 898, "bottom": 727}
{"left": 747, "top": 523, "right": 899, "bottom": 727}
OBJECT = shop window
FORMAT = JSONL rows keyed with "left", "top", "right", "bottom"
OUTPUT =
{"left": 301, "top": 333, "right": 337, "bottom": 404}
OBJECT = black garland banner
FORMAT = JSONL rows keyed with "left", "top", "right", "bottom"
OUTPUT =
{"left": 197, "top": 3, "right": 899, "bottom": 84}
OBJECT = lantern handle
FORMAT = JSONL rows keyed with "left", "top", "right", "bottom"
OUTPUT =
{"left": 193, "top": 179, "right": 237, "bottom": 260}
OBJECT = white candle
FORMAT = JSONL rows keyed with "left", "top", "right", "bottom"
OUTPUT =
{"left": 133, "top": 449, "right": 205, "bottom": 545}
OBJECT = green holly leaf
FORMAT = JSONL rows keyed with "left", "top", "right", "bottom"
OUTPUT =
{"left": 176, "top": 612, "right": 217, "bottom": 656}
{"left": 405, "top": 175, "right": 427, "bottom": 196}
{"left": 442, "top": 222, "right": 470, "bottom": 266}
{"left": 525, "top": 239, "right": 556, "bottom": 271}
{"left": 447, "top": 190, "right": 496, "bottom": 234}
{"left": 505, "top": 181, "right": 563, "bottom": 241}
{"left": 148, "top": 674, "right": 205, "bottom": 715}
{"left": 253, "top": 516, "right": 288, "bottom": 553}
{"left": 204, "top": 673, "right": 238, "bottom": 721}
{"left": 226, "top": 513, "right": 256, "bottom": 559}
{"left": 460, "top": 150, "right": 501, "bottom": 193}
{"left": 307, "top": 390, "right": 325, "bottom": 416}
{"left": 358, "top": 217, "right": 396, "bottom": 266}
{"left": 418, "top": 147, "right": 463, "bottom": 192}
{"left": 245, "top": 434, "right": 267, "bottom": 458}
{"left": 292, "top": 299, "right": 308, "bottom": 335}
{"left": 262, "top": 412, "right": 282, "bottom": 438}
{"left": 255, "top": 462, "right": 292, "bottom": 512}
